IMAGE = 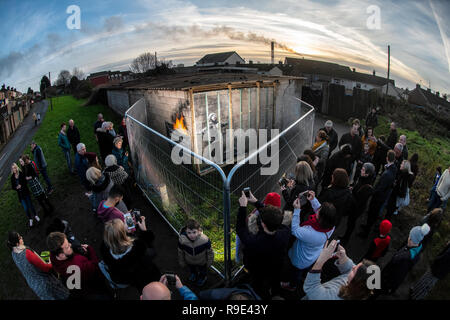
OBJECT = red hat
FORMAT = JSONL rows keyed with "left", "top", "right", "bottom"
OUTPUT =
{"left": 379, "top": 219, "right": 392, "bottom": 236}
{"left": 264, "top": 192, "right": 281, "bottom": 208}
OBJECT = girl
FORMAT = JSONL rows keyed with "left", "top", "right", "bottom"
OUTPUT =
{"left": 11, "top": 163, "right": 39, "bottom": 227}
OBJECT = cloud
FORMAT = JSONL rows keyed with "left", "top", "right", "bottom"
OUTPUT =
{"left": 104, "top": 16, "right": 124, "bottom": 32}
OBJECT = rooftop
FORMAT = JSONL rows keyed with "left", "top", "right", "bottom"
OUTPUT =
{"left": 196, "top": 51, "right": 243, "bottom": 65}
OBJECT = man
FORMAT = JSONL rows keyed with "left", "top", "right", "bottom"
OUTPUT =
{"left": 96, "top": 185, "right": 128, "bottom": 223}
{"left": 141, "top": 274, "right": 197, "bottom": 300}
{"left": 31, "top": 141, "right": 54, "bottom": 194}
{"left": 67, "top": 119, "right": 81, "bottom": 154}
{"left": 236, "top": 191, "right": 290, "bottom": 299}
{"left": 94, "top": 113, "right": 104, "bottom": 141}
{"left": 58, "top": 123, "right": 74, "bottom": 174}
{"left": 96, "top": 121, "right": 115, "bottom": 163}
{"left": 359, "top": 150, "right": 397, "bottom": 237}
{"left": 399, "top": 135, "right": 408, "bottom": 160}
{"left": 320, "top": 120, "right": 338, "bottom": 156}
{"left": 47, "top": 232, "right": 107, "bottom": 299}
{"left": 386, "top": 122, "right": 398, "bottom": 149}
{"left": 338, "top": 119, "right": 362, "bottom": 164}
{"left": 393, "top": 143, "right": 404, "bottom": 171}
{"left": 74, "top": 143, "right": 96, "bottom": 193}
{"left": 365, "top": 108, "right": 378, "bottom": 129}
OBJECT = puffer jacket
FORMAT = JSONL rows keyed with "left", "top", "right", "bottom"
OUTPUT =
{"left": 178, "top": 227, "right": 214, "bottom": 268}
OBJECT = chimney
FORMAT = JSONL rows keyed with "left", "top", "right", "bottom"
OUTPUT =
{"left": 352, "top": 68, "right": 356, "bottom": 72}
{"left": 271, "top": 41, "right": 274, "bottom": 65}
{"left": 436, "top": 91, "right": 440, "bottom": 97}
{"left": 249, "top": 60, "right": 253, "bottom": 65}
{"left": 416, "top": 83, "right": 421, "bottom": 89}
{"left": 373, "top": 70, "right": 376, "bottom": 76}
{"left": 427, "top": 88, "right": 431, "bottom": 93}
{"left": 443, "top": 94, "right": 447, "bottom": 101}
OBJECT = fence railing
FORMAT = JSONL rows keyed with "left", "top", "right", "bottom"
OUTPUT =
{"left": 125, "top": 95, "right": 315, "bottom": 284}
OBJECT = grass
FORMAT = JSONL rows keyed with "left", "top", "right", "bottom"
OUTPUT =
{"left": 0, "top": 95, "right": 121, "bottom": 299}
{"left": 372, "top": 115, "right": 450, "bottom": 299}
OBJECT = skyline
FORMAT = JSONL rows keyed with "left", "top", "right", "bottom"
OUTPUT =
{"left": 0, "top": 0, "right": 449, "bottom": 95}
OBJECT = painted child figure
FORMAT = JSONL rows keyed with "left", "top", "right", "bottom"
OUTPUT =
{"left": 178, "top": 219, "right": 214, "bottom": 287}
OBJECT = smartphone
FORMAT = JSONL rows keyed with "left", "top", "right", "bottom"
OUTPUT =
{"left": 243, "top": 187, "right": 251, "bottom": 198}
{"left": 132, "top": 210, "right": 142, "bottom": 223}
{"left": 298, "top": 190, "right": 309, "bottom": 206}
{"left": 165, "top": 273, "right": 176, "bottom": 286}
{"left": 333, "top": 240, "right": 341, "bottom": 256}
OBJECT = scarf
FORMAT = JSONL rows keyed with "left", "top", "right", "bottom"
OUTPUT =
{"left": 300, "top": 213, "right": 333, "bottom": 233}
{"left": 312, "top": 140, "right": 326, "bottom": 151}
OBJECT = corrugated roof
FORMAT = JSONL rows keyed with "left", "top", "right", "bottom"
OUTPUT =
{"left": 284, "top": 57, "right": 394, "bottom": 86}
{"left": 105, "top": 72, "right": 304, "bottom": 92}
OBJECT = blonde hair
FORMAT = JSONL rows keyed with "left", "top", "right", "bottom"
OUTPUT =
{"left": 11, "top": 163, "right": 21, "bottom": 174}
{"left": 104, "top": 219, "right": 134, "bottom": 255}
{"left": 295, "top": 161, "right": 313, "bottom": 186}
{"left": 113, "top": 136, "right": 123, "bottom": 147}
{"left": 86, "top": 166, "right": 102, "bottom": 185}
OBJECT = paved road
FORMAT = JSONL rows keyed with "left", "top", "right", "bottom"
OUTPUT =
{"left": 0, "top": 100, "right": 49, "bottom": 192}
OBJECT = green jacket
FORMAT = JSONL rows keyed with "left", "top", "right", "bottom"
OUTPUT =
{"left": 58, "top": 132, "right": 71, "bottom": 151}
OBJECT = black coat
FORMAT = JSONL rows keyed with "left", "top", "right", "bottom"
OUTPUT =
{"left": 382, "top": 245, "right": 421, "bottom": 292}
{"left": 339, "top": 133, "right": 362, "bottom": 162}
{"left": 11, "top": 171, "right": 30, "bottom": 200}
{"left": 101, "top": 230, "right": 160, "bottom": 291}
{"left": 320, "top": 127, "right": 338, "bottom": 154}
{"left": 386, "top": 129, "right": 398, "bottom": 149}
{"left": 321, "top": 151, "right": 353, "bottom": 189}
{"left": 67, "top": 125, "right": 81, "bottom": 146}
{"left": 352, "top": 175, "right": 375, "bottom": 212}
{"left": 373, "top": 164, "right": 397, "bottom": 201}
{"left": 365, "top": 112, "right": 378, "bottom": 129}
{"left": 373, "top": 139, "right": 390, "bottom": 165}
{"left": 431, "top": 242, "right": 450, "bottom": 279}
{"left": 96, "top": 130, "right": 115, "bottom": 161}
{"left": 319, "top": 185, "right": 355, "bottom": 226}
{"left": 282, "top": 180, "right": 314, "bottom": 212}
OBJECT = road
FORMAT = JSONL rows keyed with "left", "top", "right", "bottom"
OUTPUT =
{"left": 0, "top": 100, "right": 49, "bottom": 192}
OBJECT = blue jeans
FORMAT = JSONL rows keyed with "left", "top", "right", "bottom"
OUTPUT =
{"left": 428, "top": 190, "right": 442, "bottom": 211}
{"left": 63, "top": 149, "right": 72, "bottom": 172}
{"left": 20, "top": 195, "right": 37, "bottom": 219}
{"left": 40, "top": 166, "right": 53, "bottom": 190}
{"left": 188, "top": 264, "right": 207, "bottom": 280}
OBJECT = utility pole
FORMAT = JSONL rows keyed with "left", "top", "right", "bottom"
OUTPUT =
{"left": 48, "top": 72, "right": 53, "bottom": 111}
{"left": 384, "top": 45, "right": 390, "bottom": 111}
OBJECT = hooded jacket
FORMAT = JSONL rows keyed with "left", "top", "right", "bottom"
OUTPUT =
{"left": 97, "top": 200, "right": 125, "bottom": 223}
{"left": 96, "top": 127, "right": 114, "bottom": 160}
{"left": 178, "top": 227, "right": 214, "bottom": 268}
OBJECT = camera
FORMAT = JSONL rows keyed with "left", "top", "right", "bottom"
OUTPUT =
{"left": 243, "top": 187, "right": 251, "bottom": 198}
{"left": 298, "top": 190, "right": 309, "bottom": 206}
{"left": 165, "top": 273, "right": 176, "bottom": 286}
{"left": 278, "top": 173, "right": 295, "bottom": 187}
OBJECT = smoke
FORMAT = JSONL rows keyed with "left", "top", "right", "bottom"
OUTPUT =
{"left": 145, "top": 23, "right": 303, "bottom": 57}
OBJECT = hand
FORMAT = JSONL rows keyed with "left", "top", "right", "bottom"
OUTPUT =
{"left": 315, "top": 240, "right": 339, "bottom": 268}
{"left": 26, "top": 176, "right": 31, "bottom": 180}
{"left": 159, "top": 274, "right": 168, "bottom": 287}
{"left": 334, "top": 244, "right": 348, "bottom": 265}
{"left": 137, "top": 216, "right": 147, "bottom": 231}
{"left": 287, "top": 179, "right": 295, "bottom": 189}
{"left": 239, "top": 192, "right": 248, "bottom": 207}
{"left": 293, "top": 198, "right": 301, "bottom": 209}
{"left": 16, "top": 184, "right": 21, "bottom": 190}
{"left": 280, "top": 185, "right": 286, "bottom": 191}
{"left": 175, "top": 275, "right": 183, "bottom": 289}
{"left": 307, "top": 191, "right": 315, "bottom": 201}
{"left": 80, "top": 244, "right": 88, "bottom": 253}
{"left": 125, "top": 151, "right": 129, "bottom": 157}
{"left": 247, "top": 191, "right": 257, "bottom": 204}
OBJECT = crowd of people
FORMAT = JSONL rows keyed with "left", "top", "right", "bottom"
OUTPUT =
{"left": 6, "top": 108, "right": 450, "bottom": 300}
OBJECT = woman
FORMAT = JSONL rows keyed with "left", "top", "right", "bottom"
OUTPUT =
{"left": 7, "top": 231, "right": 69, "bottom": 300}
{"left": 361, "top": 127, "right": 377, "bottom": 156}
{"left": 420, "top": 208, "right": 443, "bottom": 248}
{"left": 303, "top": 240, "right": 375, "bottom": 300}
{"left": 104, "top": 154, "right": 133, "bottom": 208}
{"left": 312, "top": 130, "right": 329, "bottom": 183}
{"left": 101, "top": 218, "right": 161, "bottom": 292}
{"left": 385, "top": 160, "right": 414, "bottom": 218}
{"left": 112, "top": 136, "right": 130, "bottom": 173}
{"left": 11, "top": 163, "right": 40, "bottom": 227}
{"left": 298, "top": 154, "right": 318, "bottom": 189}
{"left": 86, "top": 167, "right": 115, "bottom": 213}
{"left": 282, "top": 192, "right": 337, "bottom": 290}
{"left": 118, "top": 117, "right": 129, "bottom": 151}
{"left": 281, "top": 161, "right": 315, "bottom": 212}
{"left": 342, "top": 163, "right": 376, "bottom": 244}
{"left": 319, "top": 168, "right": 355, "bottom": 230}
{"left": 20, "top": 155, "right": 54, "bottom": 215}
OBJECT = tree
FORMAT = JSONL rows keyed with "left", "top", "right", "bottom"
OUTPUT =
{"left": 69, "top": 76, "right": 80, "bottom": 92}
{"left": 1, "top": 84, "right": 5, "bottom": 92}
{"left": 40, "top": 75, "right": 51, "bottom": 97}
{"left": 130, "top": 52, "right": 156, "bottom": 74}
{"left": 72, "top": 67, "right": 85, "bottom": 80}
{"left": 56, "top": 70, "right": 72, "bottom": 86}
{"left": 27, "top": 87, "right": 33, "bottom": 95}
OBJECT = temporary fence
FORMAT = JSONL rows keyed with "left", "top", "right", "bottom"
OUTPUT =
{"left": 125, "top": 94, "right": 315, "bottom": 285}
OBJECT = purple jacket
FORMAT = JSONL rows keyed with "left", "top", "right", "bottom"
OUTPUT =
{"left": 97, "top": 200, "right": 125, "bottom": 223}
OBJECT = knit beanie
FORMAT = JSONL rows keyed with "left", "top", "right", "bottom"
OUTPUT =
{"left": 105, "top": 154, "right": 117, "bottom": 167}
{"left": 264, "top": 192, "right": 281, "bottom": 208}
{"left": 363, "top": 162, "right": 375, "bottom": 177}
{"left": 409, "top": 223, "right": 431, "bottom": 245}
{"left": 379, "top": 219, "right": 392, "bottom": 236}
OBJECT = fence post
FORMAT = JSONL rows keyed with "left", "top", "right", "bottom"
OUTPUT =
{"left": 223, "top": 182, "right": 232, "bottom": 287}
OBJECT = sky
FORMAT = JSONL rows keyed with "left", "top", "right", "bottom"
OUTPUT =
{"left": 0, "top": 0, "right": 449, "bottom": 95}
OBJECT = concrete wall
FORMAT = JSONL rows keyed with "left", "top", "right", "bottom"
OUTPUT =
{"left": 107, "top": 90, "right": 130, "bottom": 115}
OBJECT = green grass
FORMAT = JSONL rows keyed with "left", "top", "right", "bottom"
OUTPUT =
{"left": 372, "top": 115, "right": 450, "bottom": 299}
{"left": 0, "top": 95, "right": 121, "bottom": 298}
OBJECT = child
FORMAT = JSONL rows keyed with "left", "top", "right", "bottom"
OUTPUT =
{"left": 364, "top": 219, "right": 392, "bottom": 262}
{"left": 178, "top": 219, "right": 214, "bottom": 286}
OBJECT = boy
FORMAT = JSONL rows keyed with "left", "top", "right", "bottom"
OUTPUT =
{"left": 364, "top": 219, "right": 392, "bottom": 262}
{"left": 178, "top": 219, "right": 214, "bottom": 286}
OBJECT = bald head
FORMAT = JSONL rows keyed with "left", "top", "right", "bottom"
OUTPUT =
{"left": 141, "top": 282, "right": 171, "bottom": 300}
{"left": 69, "top": 119, "right": 74, "bottom": 127}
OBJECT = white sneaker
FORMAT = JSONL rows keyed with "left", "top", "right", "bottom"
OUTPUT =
{"left": 29, "top": 219, "right": 33, "bottom": 227}
{"left": 35, "top": 216, "right": 40, "bottom": 222}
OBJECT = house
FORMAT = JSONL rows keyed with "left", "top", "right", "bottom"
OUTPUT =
{"left": 379, "top": 82, "right": 408, "bottom": 101}
{"left": 283, "top": 57, "right": 394, "bottom": 95}
{"left": 408, "top": 84, "right": 450, "bottom": 114}
{"left": 87, "top": 70, "right": 135, "bottom": 87}
{"left": 196, "top": 51, "right": 245, "bottom": 67}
